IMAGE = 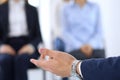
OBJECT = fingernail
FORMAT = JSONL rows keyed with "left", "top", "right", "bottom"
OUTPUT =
{"left": 40, "top": 49, "right": 45, "bottom": 53}
{"left": 30, "top": 59, "right": 33, "bottom": 62}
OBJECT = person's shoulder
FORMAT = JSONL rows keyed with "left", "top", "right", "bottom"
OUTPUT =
{"left": 87, "top": 2, "right": 100, "bottom": 11}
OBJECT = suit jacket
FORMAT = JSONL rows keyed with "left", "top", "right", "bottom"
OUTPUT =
{"left": 0, "top": 1, "right": 43, "bottom": 49}
{"left": 81, "top": 57, "right": 120, "bottom": 80}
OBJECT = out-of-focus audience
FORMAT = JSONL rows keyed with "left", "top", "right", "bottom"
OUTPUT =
{"left": 54, "top": 0, "right": 105, "bottom": 60}
{"left": 0, "top": 0, "right": 106, "bottom": 80}
{"left": 0, "top": 0, "right": 43, "bottom": 80}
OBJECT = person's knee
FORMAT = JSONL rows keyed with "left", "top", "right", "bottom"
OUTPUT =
{"left": 0, "top": 54, "right": 14, "bottom": 65}
{"left": 15, "top": 54, "right": 29, "bottom": 65}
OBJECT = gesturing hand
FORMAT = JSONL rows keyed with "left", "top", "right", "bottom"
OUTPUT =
{"left": 30, "top": 48, "right": 76, "bottom": 77}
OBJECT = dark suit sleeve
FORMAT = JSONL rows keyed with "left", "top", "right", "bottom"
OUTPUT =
{"left": 30, "top": 8, "right": 43, "bottom": 48}
{"left": 81, "top": 57, "right": 120, "bottom": 80}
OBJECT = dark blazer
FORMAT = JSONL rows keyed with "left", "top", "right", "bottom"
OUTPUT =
{"left": 81, "top": 57, "right": 120, "bottom": 80}
{"left": 0, "top": 1, "right": 43, "bottom": 49}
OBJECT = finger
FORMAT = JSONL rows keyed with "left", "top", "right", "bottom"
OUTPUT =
{"left": 30, "top": 58, "right": 51, "bottom": 69}
{"left": 38, "top": 48, "right": 56, "bottom": 57}
{"left": 40, "top": 54, "right": 45, "bottom": 60}
{"left": 38, "top": 48, "right": 45, "bottom": 54}
{"left": 30, "top": 59, "right": 40, "bottom": 67}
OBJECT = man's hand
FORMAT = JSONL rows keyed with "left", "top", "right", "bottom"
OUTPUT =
{"left": 80, "top": 44, "right": 93, "bottom": 57}
{"left": 0, "top": 44, "right": 16, "bottom": 55}
{"left": 30, "top": 48, "right": 76, "bottom": 77}
{"left": 18, "top": 44, "right": 35, "bottom": 55}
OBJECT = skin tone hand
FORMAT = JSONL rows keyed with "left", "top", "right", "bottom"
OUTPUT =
{"left": 18, "top": 44, "right": 35, "bottom": 55}
{"left": 0, "top": 44, "right": 16, "bottom": 55}
{"left": 80, "top": 44, "right": 93, "bottom": 57}
{"left": 30, "top": 48, "right": 76, "bottom": 77}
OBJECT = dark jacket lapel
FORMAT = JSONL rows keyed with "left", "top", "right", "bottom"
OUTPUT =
{"left": 25, "top": 3, "right": 31, "bottom": 34}
{"left": 2, "top": 1, "right": 9, "bottom": 36}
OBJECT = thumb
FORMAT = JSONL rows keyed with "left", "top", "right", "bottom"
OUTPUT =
{"left": 38, "top": 48, "right": 55, "bottom": 57}
{"left": 30, "top": 59, "right": 40, "bottom": 67}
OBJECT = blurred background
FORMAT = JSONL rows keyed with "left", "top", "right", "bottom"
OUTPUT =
{"left": 29, "top": 0, "right": 120, "bottom": 57}
{"left": 0, "top": 0, "right": 120, "bottom": 80}
{"left": 1, "top": 0, "right": 119, "bottom": 57}
{"left": 28, "top": 0, "right": 120, "bottom": 57}
{"left": 41, "top": 0, "right": 120, "bottom": 57}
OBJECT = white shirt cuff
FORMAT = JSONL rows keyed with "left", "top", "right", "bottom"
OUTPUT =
{"left": 79, "top": 61, "right": 83, "bottom": 78}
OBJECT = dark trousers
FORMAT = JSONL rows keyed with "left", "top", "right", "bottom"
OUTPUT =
{"left": 69, "top": 49, "right": 105, "bottom": 60}
{"left": 0, "top": 37, "right": 39, "bottom": 80}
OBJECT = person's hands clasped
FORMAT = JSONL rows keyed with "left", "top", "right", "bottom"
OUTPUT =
{"left": 30, "top": 48, "right": 76, "bottom": 77}
{"left": 80, "top": 44, "right": 93, "bottom": 57}
{"left": 18, "top": 44, "right": 35, "bottom": 55}
{"left": 0, "top": 44, "right": 16, "bottom": 55}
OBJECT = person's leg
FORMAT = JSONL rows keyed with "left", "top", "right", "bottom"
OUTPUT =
{"left": 14, "top": 53, "right": 39, "bottom": 80}
{"left": 63, "top": 77, "right": 69, "bottom": 80}
{"left": 0, "top": 54, "right": 14, "bottom": 80}
{"left": 0, "top": 65, "right": 2, "bottom": 80}
{"left": 69, "top": 50, "right": 88, "bottom": 60}
{"left": 69, "top": 49, "right": 105, "bottom": 60}
{"left": 5, "top": 36, "right": 36, "bottom": 80}
{"left": 91, "top": 49, "right": 105, "bottom": 58}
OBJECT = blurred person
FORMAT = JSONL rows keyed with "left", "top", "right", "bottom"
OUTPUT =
{"left": 31, "top": 48, "right": 120, "bottom": 80}
{"left": 60, "top": 0, "right": 105, "bottom": 60}
{"left": 0, "top": 0, "right": 43, "bottom": 80}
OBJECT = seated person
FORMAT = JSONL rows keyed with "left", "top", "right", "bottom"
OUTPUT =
{"left": 59, "top": 0, "right": 105, "bottom": 60}
{"left": 0, "top": 0, "right": 43, "bottom": 80}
